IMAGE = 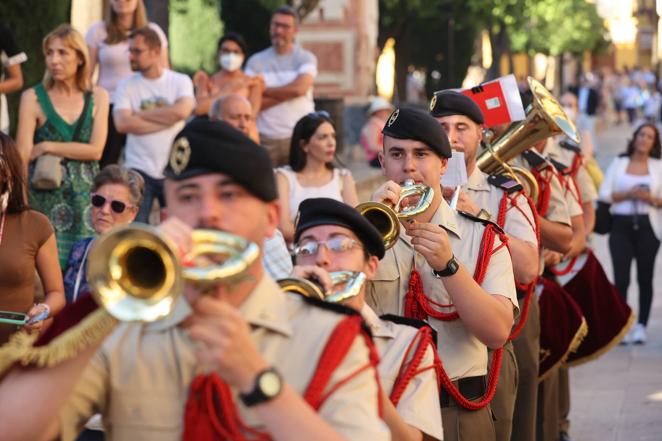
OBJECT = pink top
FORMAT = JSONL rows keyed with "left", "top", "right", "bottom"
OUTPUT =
{"left": 85, "top": 21, "right": 168, "bottom": 102}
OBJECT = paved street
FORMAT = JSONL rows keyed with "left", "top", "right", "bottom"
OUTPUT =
{"left": 568, "top": 122, "right": 662, "bottom": 441}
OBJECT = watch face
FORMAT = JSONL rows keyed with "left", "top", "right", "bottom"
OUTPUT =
{"left": 449, "top": 258, "right": 460, "bottom": 273}
{"left": 259, "top": 371, "right": 282, "bottom": 397}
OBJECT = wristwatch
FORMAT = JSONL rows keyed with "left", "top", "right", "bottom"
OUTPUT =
{"left": 239, "top": 367, "right": 283, "bottom": 407}
{"left": 433, "top": 254, "right": 460, "bottom": 278}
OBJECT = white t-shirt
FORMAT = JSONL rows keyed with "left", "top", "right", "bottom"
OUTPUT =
{"left": 114, "top": 69, "right": 194, "bottom": 179}
{"left": 245, "top": 45, "right": 317, "bottom": 139}
{"left": 85, "top": 21, "right": 168, "bottom": 103}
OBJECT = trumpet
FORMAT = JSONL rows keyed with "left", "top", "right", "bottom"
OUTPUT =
{"left": 277, "top": 271, "right": 367, "bottom": 303}
{"left": 86, "top": 224, "right": 260, "bottom": 322}
{"left": 356, "top": 179, "right": 434, "bottom": 249}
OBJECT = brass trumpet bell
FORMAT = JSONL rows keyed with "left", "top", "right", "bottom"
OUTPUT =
{"left": 356, "top": 179, "right": 434, "bottom": 249}
{"left": 87, "top": 224, "right": 260, "bottom": 322}
{"left": 476, "top": 77, "right": 579, "bottom": 202}
{"left": 278, "top": 271, "right": 367, "bottom": 303}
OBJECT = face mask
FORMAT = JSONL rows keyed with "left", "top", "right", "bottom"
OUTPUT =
{"left": 219, "top": 53, "right": 244, "bottom": 72}
{"left": 562, "top": 106, "right": 576, "bottom": 121}
{"left": 0, "top": 190, "right": 8, "bottom": 213}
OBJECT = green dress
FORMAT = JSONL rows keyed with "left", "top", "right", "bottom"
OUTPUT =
{"left": 29, "top": 84, "right": 98, "bottom": 268}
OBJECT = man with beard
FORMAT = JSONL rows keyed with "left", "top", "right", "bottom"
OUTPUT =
{"left": 245, "top": 5, "right": 317, "bottom": 166}
{"left": 113, "top": 26, "right": 194, "bottom": 223}
{"left": 0, "top": 120, "right": 388, "bottom": 441}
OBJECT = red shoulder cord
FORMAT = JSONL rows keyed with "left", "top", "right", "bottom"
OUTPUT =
{"left": 550, "top": 152, "right": 584, "bottom": 277}
{"left": 182, "top": 315, "right": 380, "bottom": 441}
{"left": 389, "top": 326, "right": 438, "bottom": 406}
{"left": 530, "top": 167, "right": 555, "bottom": 218}
{"left": 403, "top": 221, "right": 510, "bottom": 410}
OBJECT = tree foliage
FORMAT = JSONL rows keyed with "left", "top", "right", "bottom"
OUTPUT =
{"left": 219, "top": 0, "right": 319, "bottom": 57}
{"left": 0, "top": 0, "right": 72, "bottom": 135}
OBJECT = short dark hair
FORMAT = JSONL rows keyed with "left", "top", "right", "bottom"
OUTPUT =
{"left": 129, "top": 26, "right": 161, "bottom": 49}
{"left": 217, "top": 32, "right": 248, "bottom": 57}
{"left": 289, "top": 112, "right": 336, "bottom": 172}
{"left": 272, "top": 5, "right": 299, "bottom": 25}
{"left": 92, "top": 165, "right": 145, "bottom": 206}
{"left": 625, "top": 123, "right": 662, "bottom": 159}
{"left": 0, "top": 132, "right": 29, "bottom": 213}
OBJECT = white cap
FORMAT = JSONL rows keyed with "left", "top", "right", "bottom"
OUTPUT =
{"left": 367, "top": 96, "right": 394, "bottom": 115}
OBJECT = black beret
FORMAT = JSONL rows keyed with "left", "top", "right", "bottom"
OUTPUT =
{"left": 163, "top": 118, "right": 277, "bottom": 202}
{"left": 429, "top": 90, "right": 485, "bottom": 124}
{"left": 381, "top": 107, "right": 452, "bottom": 158}
{"left": 294, "top": 198, "right": 385, "bottom": 260}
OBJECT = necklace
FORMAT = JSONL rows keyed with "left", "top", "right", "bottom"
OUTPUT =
{"left": 0, "top": 212, "right": 5, "bottom": 247}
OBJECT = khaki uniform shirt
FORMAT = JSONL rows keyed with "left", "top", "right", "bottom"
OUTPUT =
{"left": 361, "top": 304, "right": 443, "bottom": 440}
{"left": 463, "top": 168, "right": 539, "bottom": 247}
{"left": 59, "top": 276, "right": 389, "bottom": 441}
{"left": 510, "top": 152, "right": 573, "bottom": 275}
{"left": 545, "top": 139, "right": 598, "bottom": 206}
{"left": 365, "top": 199, "right": 518, "bottom": 380}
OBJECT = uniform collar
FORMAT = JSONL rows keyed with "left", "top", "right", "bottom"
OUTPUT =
{"left": 465, "top": 167, "right": 490, "bottom": 191}
{"left": 360, "top": 304, "right": 394, "bottom": 339}
{"left": 239, "top": 275, "right": 293, "bottom": 337}
{"left": 145, "top": 275, "right": 292, "bottom": 337}
{"left": 398, "top": 197, "right": 462, "bottom": 248}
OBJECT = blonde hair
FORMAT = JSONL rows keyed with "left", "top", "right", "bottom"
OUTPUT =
{"left": 104, "top": 0, "right": 148, "bottom": 44}
{"left": 42, "top": 24, "right": 91, "bottom": 92}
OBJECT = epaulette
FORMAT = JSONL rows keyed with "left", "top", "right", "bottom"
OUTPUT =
{"left": 549, "top": 158, "right": 570, "bottom": 175}
{"left": 380, "top": 314, "right": 439, "bottom": 342}
{"left": 559, "top": 139, "right": 581, "bottom": 154}
{"left": 487, "top": 174, "right": 523, "bottom": 193}
{"left": 298, "top": 295, "right": 373, "bottom": 338}
{"left": 521, "top": 149, "right": 548, "bottom": 169}
{"left": 298, "top": 293, "right": 360, "bottom": 316}
{"left": 457, "top": 210, "right": 505, "bottom": 233}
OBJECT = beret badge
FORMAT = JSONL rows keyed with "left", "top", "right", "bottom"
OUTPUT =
{"left": 429, "top": 94, "right": 437, "bottom": 112}
{"left": 169, "top": 137, "right": 191, "bottom": 176}
{"left": 387, "top": 108, "right": 400, "bottom": 127}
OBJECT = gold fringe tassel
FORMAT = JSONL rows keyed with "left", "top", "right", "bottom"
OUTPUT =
{"left": 566, "top": 311, "right": 635, "bottom": 368}
{"left": 538, "top": 317, "right": 588, "bottom": 382}
{"left": 0, "top": 309, "right": 118, "bottom": 376}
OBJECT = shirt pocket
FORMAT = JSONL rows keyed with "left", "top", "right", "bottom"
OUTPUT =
{"left": 109, "top": 390, "right": 183, "bottom": 433}
{"left": 367, "top": 251, "right": 402, "bottom": 315}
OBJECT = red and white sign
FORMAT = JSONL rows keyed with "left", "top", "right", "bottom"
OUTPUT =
{"left": 460, "top": 74, "right": 526, "bottom": 128}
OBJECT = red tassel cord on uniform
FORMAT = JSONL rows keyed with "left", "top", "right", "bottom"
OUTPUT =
{"left": 182, "top": 315, "right": 380, "bottom": 441}
{"left": 531, "top": 167, "right": 557, "bottom": 218}
{"left": 497, "top": 190, "right": 542, "bottom": 340}
{"left": 403, "top": 222, "right": 510, "bottom": 410}
{"left": 389, "top": 326, "right": 438, "bottom": 406}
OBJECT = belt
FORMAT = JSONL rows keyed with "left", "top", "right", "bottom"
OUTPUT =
{"left": 440, "top": 375, "right": 487, "bottom": 408}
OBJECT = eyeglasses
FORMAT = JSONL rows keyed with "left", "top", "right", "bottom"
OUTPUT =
{"left": 293, "top": 236, "right": 362, "bottom": 257}
{"left": 307, "top": 110, "right": 331, "bottom": 120}
{"left": 90, "top": 194, "right": 133, "bottom": 214}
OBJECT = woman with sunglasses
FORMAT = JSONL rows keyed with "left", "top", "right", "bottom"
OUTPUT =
{"left": 0, "top": 133, "right": 64, "bottom": 344}
{"left": 276, "top": 111, "right": 358, "bottom": 243}
{"left": 63, "top": 165, "right": 143, "bottom": 304}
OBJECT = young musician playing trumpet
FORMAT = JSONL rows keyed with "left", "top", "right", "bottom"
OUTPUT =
{"left": 290, "top": 197, "right": 444, "bottom": 441}
{"left": 364, "top": 106, "right": 518, "bottom": 441}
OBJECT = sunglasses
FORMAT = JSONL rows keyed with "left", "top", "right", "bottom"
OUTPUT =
{"left": 307, "top": 110, "right": 331, "bottom": 120}
{"left": 90, "top": 194, "right": 133, "bottom": 214}
{"left": 293, "top": 235, "right": 362, "bottom": 257}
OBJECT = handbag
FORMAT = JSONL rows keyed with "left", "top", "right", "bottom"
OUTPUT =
{"left": 31, "top": 92, "right": 91, "bottom": 190}
{"left": 594, "top": 201, "right": 612, "bottom": 235}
